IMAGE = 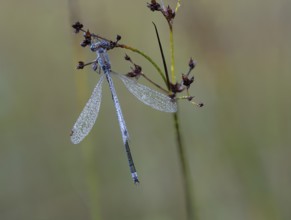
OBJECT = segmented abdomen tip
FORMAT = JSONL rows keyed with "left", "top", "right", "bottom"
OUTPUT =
{"left": 132, "top": 172, "right": 139, "bottom": 184}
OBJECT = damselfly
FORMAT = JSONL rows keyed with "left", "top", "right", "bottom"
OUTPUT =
{"left": 70, "top": 38, "right": 177, "bottom": 183}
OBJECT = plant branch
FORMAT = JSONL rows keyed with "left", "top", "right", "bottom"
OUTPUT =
{"left": 173, "top": 111, "right": 196, "bottom": 220}
{"left": 117, "top": 44, "right": 167, "bottom": 85}
{"left": 152, "top": 22, "right": 170, "bottom": 90}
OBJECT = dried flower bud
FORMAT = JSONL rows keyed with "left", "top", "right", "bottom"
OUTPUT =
{"left": 108, "top": 41, "right": 115, "bottom": 48}
{"left": 147, "top": 0, "right": 161, "bottom": 11}
{"left": 187, "top": 96, "right": 194, "bottom": 101}
{"left": 198, "top": 102, "right": 204, "bottom": 107}
{"left": 182, "top": 74, "right": 194, "bottom": 89}
{"left": 189, "top": 58, "right": 197, "bottom": 70}
{"left": 72, "top": 21, "right": 83, "bottom": 33}
{"left": 80, "top": 39, "right": 91, "bottom": 47}
{"left": 80, "top": 41, "right": 86, "bottom": 47}
{"left": 170, "top": 82, "right": 184, "bottom": 93}
{"left": 124, "top": 54, "right": 132, "bottom": 61}
{"left": 165, "top": 5, "right": 175, "bottom": 21}
{"left": 116, "top": 35, "right": 121, "bottom": 41}
{"left": 133, "top": 64, "right": 142, "bottom": 74}
{"left": 127, "top": 71, "right": 137, "bottom": 78}
{"left": 127, "top": 64, "right": 142, "bottom": 78}
{"left": 77, "top": 61, "right": 85, "bottom": 69}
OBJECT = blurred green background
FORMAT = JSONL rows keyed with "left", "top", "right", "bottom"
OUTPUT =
{"left": 0, "top": 0, "right": 290, "bottom": 219}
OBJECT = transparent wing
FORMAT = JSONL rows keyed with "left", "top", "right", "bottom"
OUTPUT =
{"left": 112, "top": 71, "right": 177, "bottom": 113}
{"left": 70, "top": 75, "right": 105, "bottom": 144}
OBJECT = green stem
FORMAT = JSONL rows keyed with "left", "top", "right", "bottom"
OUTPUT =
{"left": 169, "top": 26, "right": 176, "bottom": 83}
{"left": 173, "top": 111, "right": 196, "bottom": 220}
{"left": 168, "top": 13, "right": 195, "bottom": 220}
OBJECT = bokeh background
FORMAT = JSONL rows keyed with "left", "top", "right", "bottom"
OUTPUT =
{"left": 0, "top": 0, "right": 290, "bottom": 220}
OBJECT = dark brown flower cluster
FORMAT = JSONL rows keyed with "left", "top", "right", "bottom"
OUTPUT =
{"left": 72, "top": 22, "right": 93, "bottom": 47}
{"left": 77, "top": 61, "right": 85, "bottom": 69}
{"left": 72, "top": 21, "right": 83, "bottom": 33}
{"left": 169, "top": 58, "right": 203, "bottom": 107}
{"left": 124, "top": 54, "right": 143, "bottom": 78}
{"left": 81, "top": 30, "right": 92, "bottom": 47}
{"left": 147, "top": 0, "right": 175, "bottom": 24}
{"left": 169, "top": 57, "right": 196, "bottom": 93}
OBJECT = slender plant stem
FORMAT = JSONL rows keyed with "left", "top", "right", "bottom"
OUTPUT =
{"left": 175, "top": 1, "right": 181, "bottom": 12}
{"left": 169, "top": 26, "right": 176, "bottom": 83}
{"left": 141, "top": 73, "right": 169, "bottom": 94}
{"left": 117, "top": 44, "right": 167, "bottom": 84}
{"left": 173, "top": 111, "right": 196, "bottom": 220}
{"left": 167, "top": 12, "right": 196, "bottom": 219}
{"left": 152, "top": 22, "right": 170, "bottom": 90}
